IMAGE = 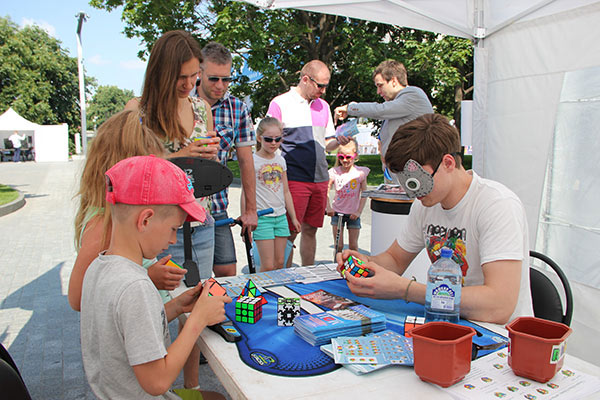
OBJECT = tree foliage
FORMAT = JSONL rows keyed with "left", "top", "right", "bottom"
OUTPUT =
{"left": 88, "top": 85, "right": 135, "bottom": 128}
{"left": 0, "top": 16, "right": 95, "bottom": 142}
{"left": 90, "top": 0, "right": 472, "bottom": 121}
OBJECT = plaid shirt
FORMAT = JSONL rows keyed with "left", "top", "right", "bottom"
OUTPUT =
{"left": 210, "top": 93, "right": 255, "bottom": 214}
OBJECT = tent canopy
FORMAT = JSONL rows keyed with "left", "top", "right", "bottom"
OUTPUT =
{"left": 246, "top": 0, "right": 598, "bottom": 40}
{"left": 0, "top": 108, "right": 41, "bottom": 131}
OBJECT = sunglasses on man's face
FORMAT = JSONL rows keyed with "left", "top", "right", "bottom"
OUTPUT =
{"left": 337, "top": 154, "right": 356, "bottom": 161}
{"left": 207, "top": 76, "right": 234, "bottom": 83}
{"left": 262, "top": 136, "right": 282, "bottom": 143}
{"left": 308, "top": 76, "right": 329, "bottom": 89}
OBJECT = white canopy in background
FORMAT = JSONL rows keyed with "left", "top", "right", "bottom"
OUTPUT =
{"left": 0, "top": 108, "right": 69, "bottom": 162}
{"left": 239, "top": 0, "right": 600, "bottom": 365}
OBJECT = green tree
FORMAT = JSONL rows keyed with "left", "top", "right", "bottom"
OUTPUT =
{"left": 88, "top": 85, "right": 135, "bottom": 129}
{"left": 0, "top": 16, "right": 96, "bottom": 149}
{"left": 90, "top": 0, "right": 472, "bottom": 121}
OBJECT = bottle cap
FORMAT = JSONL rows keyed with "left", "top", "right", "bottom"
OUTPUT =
{"left": 440, "top": 247, "right": 453, "bottom": 258}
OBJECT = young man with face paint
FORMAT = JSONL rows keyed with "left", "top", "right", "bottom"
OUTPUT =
{"left": 336, "top": 114, "right": 533, "bottom": 325}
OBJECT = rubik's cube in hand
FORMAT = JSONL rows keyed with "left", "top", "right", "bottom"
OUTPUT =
{"left": 277, "top": 298, "right": 301, "bottom": 326}
{"left": 235, "top": 296, "right": 263, "bottom": 324}
{"left": 342, "top": 255, "right": 374, "bottom": 278}
{"left": 203, "top": 278, "right": 227, "bottom": 297}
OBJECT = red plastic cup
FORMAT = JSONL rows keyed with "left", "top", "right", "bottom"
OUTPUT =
{"left": 506, "top": 317, "right": 572, "bottom": 383}
{"left": 411, "top": 322, "right": 476, "bottom": 387}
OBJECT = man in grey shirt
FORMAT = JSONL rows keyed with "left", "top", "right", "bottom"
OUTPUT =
{"left": 334, "top": 60, "right": 433, "bottom": 162}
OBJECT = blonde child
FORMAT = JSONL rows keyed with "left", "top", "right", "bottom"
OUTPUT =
{"left": 326, "top": 139, "right": 370, "bottom": 253}
{"left": 68, "top": 110, "right": 185, "bottom": 312}
{"left": 80, "top": 155, "right": 231, "bottom": 399}
{"left": 250, "top": 117, "right": 301, "bottom": 271}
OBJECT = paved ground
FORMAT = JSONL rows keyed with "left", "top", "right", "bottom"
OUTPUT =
{"left": 0, "top": 159, "right": 372, "bottom": 399}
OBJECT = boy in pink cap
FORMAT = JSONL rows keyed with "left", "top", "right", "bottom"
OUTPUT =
{"left": 80, "top": 155, "right": 231, "bottom": 400}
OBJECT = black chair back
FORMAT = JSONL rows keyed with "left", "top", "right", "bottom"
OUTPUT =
{"left": 0, "top": 343, "right": 32, "bottom": 400}
{"left": 529, "top": 250, "right": 573, "bottom": 326}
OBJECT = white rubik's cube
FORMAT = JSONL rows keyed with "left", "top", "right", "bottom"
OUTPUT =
{"left": 277, "top": 297, "right": 301, "bottom": 326}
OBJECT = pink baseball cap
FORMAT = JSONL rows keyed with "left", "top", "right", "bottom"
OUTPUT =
{"left": 105, "top": 155, "right": 206, "bottom": 223}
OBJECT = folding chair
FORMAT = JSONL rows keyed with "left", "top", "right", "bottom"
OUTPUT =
{"left": 529, "top": 250, "right": 573, "bottom": 326}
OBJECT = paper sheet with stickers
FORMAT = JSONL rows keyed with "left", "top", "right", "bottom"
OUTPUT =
{"left": 441, "top": 349, "right": 600, "bottom": 399}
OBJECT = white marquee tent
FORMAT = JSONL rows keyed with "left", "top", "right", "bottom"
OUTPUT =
{"left": 240, "top": 0, "right": 600, "bottom": 365}
{"left": 0, "top": 108, "right": 69, "bottom": 162}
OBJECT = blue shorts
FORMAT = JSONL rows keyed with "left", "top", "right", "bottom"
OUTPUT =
{"left": 158, "top": 223, "right": 215, "bottom": 280}
{"left": 213, "top": 211, "right": 237, "bottom": 266}
{"left": 254, "top": 214, "right": 291, "bottom": 241}
{"left": 330, "top": 214, "right": 362, "bottom": 229}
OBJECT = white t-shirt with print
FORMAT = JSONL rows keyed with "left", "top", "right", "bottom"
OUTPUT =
{"left": 254, "top": 152, "right": 287, "bottom": 216}
{"left": 397, "top": 171, "right": 533, "bottom": 322}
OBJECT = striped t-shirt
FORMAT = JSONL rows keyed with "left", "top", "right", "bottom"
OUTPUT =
{"left": 267, "top": 88, "right": 335, "bottom": 183}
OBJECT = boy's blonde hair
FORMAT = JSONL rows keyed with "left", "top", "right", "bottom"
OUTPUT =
{"left": 74, "top": 110, "right": 166, "bottom": 249}
{"left": 255, "top": 117, "right": 283, "bottom": 151}
{"left": 334, "top": 138, "right": 359, "bottom": 167}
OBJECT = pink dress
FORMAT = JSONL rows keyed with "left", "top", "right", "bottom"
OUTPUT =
{"left": 329, "top": 166, "right": 370, "bottom": 214}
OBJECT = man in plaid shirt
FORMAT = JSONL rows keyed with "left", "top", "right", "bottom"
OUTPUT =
{"left": 197, "top": 42, "right": 257, "bottom": 277}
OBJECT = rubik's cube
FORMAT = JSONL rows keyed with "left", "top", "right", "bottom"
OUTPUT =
{"left": 342, "top": 255, "right": 374, "bottom": 278}
{"left": 166, "top": 259, "right": 183, "bottom": 269}
{"left": 403, "top": 315, "right": 425, "bottom": 338}
{"left": 203, "top": 278, "right": 227, "bottom": 297}
{"left": 240, "top": 279, "right": 267, "bottom": 305}
{"left": 277, "top": 298, "right": 301, "bottom": 326}
{"left": 235, "top": 296, "right": 263, "bottom": 324}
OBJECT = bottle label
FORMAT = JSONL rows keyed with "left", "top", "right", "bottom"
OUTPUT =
{"left": 431, "top": 283, "right": 459, "bottom": 311}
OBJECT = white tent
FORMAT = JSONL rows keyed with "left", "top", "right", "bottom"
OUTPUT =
{"left": 0, "top": 108, "right": 69, "bottom": 162}
{"left": 240, "top": 0, "right": 600, "bottom": 365}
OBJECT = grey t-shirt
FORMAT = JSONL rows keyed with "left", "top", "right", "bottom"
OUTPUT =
{"left": 347, "top": 86, "right": 433, "bottom": 156}
{"left": 80, "top": 253, "right": 180, "bottom": 399}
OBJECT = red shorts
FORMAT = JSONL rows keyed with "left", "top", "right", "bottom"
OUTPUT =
{"left": 287, "top": 180, "right": 328, "bottom": 229}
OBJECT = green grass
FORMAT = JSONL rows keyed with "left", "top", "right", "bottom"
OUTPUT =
{"left": 0, "top": 184, "right": 19, "bottom": 206}
{"left": 228, "top": 154, "right": 472, "bottom": 187}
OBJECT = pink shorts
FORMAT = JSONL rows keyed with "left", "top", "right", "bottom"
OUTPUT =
{"left": 287, "top": 180, "right": 328, "bottom": 229}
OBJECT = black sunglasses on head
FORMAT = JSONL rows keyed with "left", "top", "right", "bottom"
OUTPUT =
{"left": 207, "top": 76, "right": 235, "bottom": 83}
{"left": 262, "top": 136, "right": 282, "bottom": 143}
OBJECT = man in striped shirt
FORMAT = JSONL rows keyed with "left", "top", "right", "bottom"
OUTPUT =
{"left": 268, "top": 60, "right": 349, "bottom": 266}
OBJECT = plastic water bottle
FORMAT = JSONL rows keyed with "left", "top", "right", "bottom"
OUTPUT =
{"left": 424, "top": 247, "right": 462, "bottom": 323}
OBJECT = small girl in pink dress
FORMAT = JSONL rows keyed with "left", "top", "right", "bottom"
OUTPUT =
{"left": 325, "top": 138, "right": 370, "bottom": 253}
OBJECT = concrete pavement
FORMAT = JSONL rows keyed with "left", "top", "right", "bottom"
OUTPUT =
{"left": 0, "top": 159, "right": 373, "bottom": 399}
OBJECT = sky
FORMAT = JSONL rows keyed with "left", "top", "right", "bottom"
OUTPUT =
{"left": 4, "top": 0, "right": 147, "bottom": 96}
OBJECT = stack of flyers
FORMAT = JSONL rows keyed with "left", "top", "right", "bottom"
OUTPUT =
{"left": 320, "top": 330, "right": 414, "bottom": 375}
{"left": 335, "top": 119, "right": 360, "bottom": 138}
{"left": 293, "top": 304, "right": 386, "bottom": 346}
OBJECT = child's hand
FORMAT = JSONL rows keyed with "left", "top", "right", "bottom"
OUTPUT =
{"left": 175, "top": 284, "right": 203, "bottom": 314}
{"left": 325, "top": 206, "right": 335, "bottom": 217}
{"left": 349, "top": 212, "right": 360, "bottom": 220}
{"left": 291, "top": 218, "right": 302, "bottom": 233}
{"left": 147, "top": 255, "right": 186, "bottom": 291}
{"left": 190, "top": 287, "right": 232, "bottom": 327}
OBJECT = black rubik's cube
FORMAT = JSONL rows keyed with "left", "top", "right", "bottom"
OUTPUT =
{"left": 235, "top": 296, "right": 263, "bottom": 324}
{"left": 342, "top": 255, "right": 374, "bottom": 278}
{"left": 277, "top": 298, "right": 301, "bottom": 326}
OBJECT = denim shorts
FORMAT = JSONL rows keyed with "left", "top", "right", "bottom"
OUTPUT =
{"left": 330, "top": 214, "right": 362, "bottom": 229}
{"left": 254, "top": 214, "right": 291, "bottom": 241}
{"left": 157, "top": 223, "right": 215, "bottom": 280}
{"left": 213, "top": 211, "right": 237, "bottom": 266}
